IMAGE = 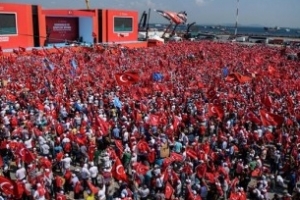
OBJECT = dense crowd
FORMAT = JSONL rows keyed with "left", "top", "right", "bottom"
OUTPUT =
{"left": 0, "top": 41, "right": 300, "bottom": 200}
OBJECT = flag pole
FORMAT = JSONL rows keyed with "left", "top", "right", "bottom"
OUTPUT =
{"left": 234, "top": 0, "right": 240, "bottom": 38}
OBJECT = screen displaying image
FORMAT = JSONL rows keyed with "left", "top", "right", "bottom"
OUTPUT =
{"left": 0, "top": 13, "right": 17, "bottom": 35}
{"left": 114, "top": 17, "right": 133, "bottom": 32}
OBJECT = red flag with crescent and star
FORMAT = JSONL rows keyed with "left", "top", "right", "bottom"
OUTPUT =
{"left": 13, "top": 180, "right": 25, "bottom": 199}
{"left": 246, "top": 111, "right": 261, "bottom": 125}
{"left": 170, "top": 152, "right": 184, "bottom": 162}
{"left": 225, "top": 73, "right": 252, "bottom": 83}
{"left": 96, "top": 116, "right": 110, "bottom": 136}
{"left": 136, "top": 140, "right": 150, "bottom": 154}
{"left": 112, "top": 157, "right": 127, "bottom": 182}
{"left": 0, "top": 176, "right": 15, "bottom": 197}
{"left": 132, "top": 162, "right": 149, "bottom": 175}
{"left": 259, "top": 109, "right": 284, "bottom": 126}
{"left": 208, "top": 104, "right": 224, "bottom": 120}
{"left": 147, "top": 114, "right": 160, "bottom": 126}
{"left": 115, "top": 72, "right": 140, "bottom": 86}
{"left": 87, "top": 181, "right": 99, "bottom": 194}
{"left": 165, "top": 182, "right": 174, "bottom": 199}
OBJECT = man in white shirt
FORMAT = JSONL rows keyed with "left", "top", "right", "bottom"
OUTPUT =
{"left": 38, "top": 135, "right": 47, "bottom": 147}
{"left": 16, "top": 164, "right": 26, "bottom": 181}
{"left": 71, "top": 173, "right": 79, "bottom": 188}
{"left": 138, "top": 185, "right": 150, "bottom": 200}
{"left": 61, "top": 134, "right": 71, "bottom": 144}
{"left": 81, "top": 163, "right": 90, "bottom": 189}
{"left": 97, "top": 183, "right": 106, "bottom": 200}
{"left": 61, "top": 154, "right": 72, "bottom": 174}
{"left": 89, "top": 162, "right": 98, "bottom": 185}
{"left": 40, "top": 142, "right": 50, "bottom": 157}
{"left": 33, "top": 183, "right": 46, "bottom": 200}
{"left": 24, "top": 136, "right": 33, "bottom": 149}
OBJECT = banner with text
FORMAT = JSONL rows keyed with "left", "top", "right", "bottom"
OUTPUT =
{"left": 46, "top": 17, "right": 79, "bottom": 43}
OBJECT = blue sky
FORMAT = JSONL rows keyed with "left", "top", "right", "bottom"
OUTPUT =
{"left": 2, "top": 0, "right": 300, "bottom": 28}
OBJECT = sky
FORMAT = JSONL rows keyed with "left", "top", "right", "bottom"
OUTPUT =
{"left": 2, "top": 0, "right": 300, "bottom": 28}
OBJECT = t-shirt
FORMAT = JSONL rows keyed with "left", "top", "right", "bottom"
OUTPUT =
{"left": 85, "top": 195, "right": 95, "bottom": 200}
{"left": 62, "top": 157, "right": 72, "bottom": 169}
{"left": 41, "top": 144, "right": 50, "bottom": 155}
{"left": 174, "top": 141, "right": 183, "bottom": 153}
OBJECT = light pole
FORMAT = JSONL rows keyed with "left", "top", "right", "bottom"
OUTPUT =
{"left": 234, "top": 0, "right": 240, "bottom": 37}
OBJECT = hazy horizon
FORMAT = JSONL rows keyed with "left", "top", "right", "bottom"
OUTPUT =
{"left": 1, "top": 0, "right": 300, "bottom": 29}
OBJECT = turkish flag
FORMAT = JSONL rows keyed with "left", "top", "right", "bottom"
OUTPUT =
{"left": 162, "top": 169, "right": 179, "bottom": 183}
{"left": 75, "top": 135, "right": 87, "bottom": 146}
{"left": 23, "top": 149, "right": 36, "bottom": 164}
{"left": 226, "top": 73, "right": 252, "bottom": 83}
{"left": 132, "top": 162, "right": 149, "bottom": 175}
{"left": 230, "top": 177, "right": 239, "bottom": 189}
{"left": 96, "top": 116, "right": 110, "bottom": 136}
{"left": 112, "top": 157, "right": 127, "bottom": 182}
{"left": 186, "top": 148, "right": 198, "bottom": 160}
{"left": 74, "top": 181, "right": 82, "bottom": 193}
{"left": 115, "top": 139, "right": 124, "bottom": 154}
{"left": 165, "top": 182, "right": 174, "bottom": 199}
{"left": 136, "top": 140, "right": 150, "bottom": 153}
{"left": 162, "top": 157, "right": 174, "bottom": 169}
{"left": 115, "top": 72, "right": 139, "bottom": 86}
{"left": 234, "top": 73, "right": 252, "bottom": 83}
{"left": 264, "top": 131, "right": 275, "bottom": 143}
{"left": 87, "top": 181, "right": 99, "bottom": 194}
{"left": 0, "top": 176, "right": 15, "bottom": 197}
{"left": 206, "top": 87, "right": 217, "bottom": 99}
{"left": 13, "top": 180, "right": 25, "bottom": 199}
{"left": 170, "top": 152, "right": 184, "bottom": 162}
{"left": 259, "top": 109, "right": 284, "bottom": 126}
{"left": 56, "top": 123, "right": 64, "bottom": 135}
{"left": 261, "top": 94, "right": 273, "bottom": 108}
{"left": 147, "top": 114, "right": 160, "bottom": 126}
{"left": 208, "top": 104, "right": 224, "bottom": 120}
{"left": 19, "top": 47, "right": 26, "bottom": 53}
{"left": 173, "top": 115, "right": 181, "bottom": 130}
{"left": 245, "top": 111, "right": 261, "bottom": 125}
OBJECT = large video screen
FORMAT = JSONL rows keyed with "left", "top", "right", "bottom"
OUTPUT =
{"left": 46, "top": 17, "right": 79, "bottom": 43}
{"left": 114, "top": 17, "right": 133, "bottom": 32}
{"left": 0, "top": 13, "right": 17, "bottom": 35}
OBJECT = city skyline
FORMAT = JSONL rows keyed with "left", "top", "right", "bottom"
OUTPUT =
{"left": 2, "top": 0, "right": 300, "bottom": 28}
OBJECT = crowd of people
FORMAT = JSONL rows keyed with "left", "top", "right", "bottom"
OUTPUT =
{"left": 0, "top": 40, "right": 300, "bottom": 200}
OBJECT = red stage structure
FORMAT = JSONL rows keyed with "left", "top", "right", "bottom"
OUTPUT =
{"left": 0, "top": 2, "right": 147, "bottom": 50}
